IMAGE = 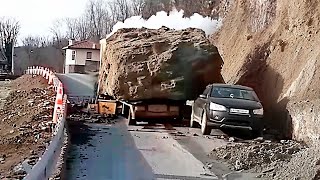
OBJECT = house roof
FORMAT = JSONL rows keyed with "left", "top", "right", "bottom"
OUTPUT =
{"left": 62, "top": 40, "right": 100, "bottom": 50}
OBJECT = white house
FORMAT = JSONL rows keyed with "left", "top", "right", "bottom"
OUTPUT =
{"left": 63, "top": 40, "right": 100, "bottom": 73}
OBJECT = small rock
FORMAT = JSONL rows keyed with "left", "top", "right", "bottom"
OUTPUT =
{"left": 43, "top": 101, "right": 50, "bottom": 106}
{"left": 264, "top": 140, "right": 272, "bottom": 143}
{"left": 262, "top": 167, "right": 275, "bottom": 173}
{"left": 9, "top": 130, "right": 14, "bottom": 134}
{"left": 28, "top": 99, "right": 35, "bottom": 104}
{"left": 223, "top": 152, "right": 231, "bottom": 159}
{"left": 206, "top": 163, "right": 213, "bottom": 169}
{"left": 280, "top": 140, "right": 287, "bottom": 144}
{"left": 256, "top": 174, "right": 265, "bottom": 178}
{"left": 228, "top": 137, "right": 235, "bottom": 142}
{"left": 254, "top": 137, "right": 264, "bottom": 142}
{"left": 13, "top": 164, "right": 26, "bottom": 175}
{"left": 193, "top": 133, "right": 199, "bottom": 136}
{"left": 235, "top": 160, "right": 243, "bottom": 171}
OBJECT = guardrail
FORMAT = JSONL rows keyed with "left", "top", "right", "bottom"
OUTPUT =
{"left": 23, "top": 66, "right": 68, "bottom": 180}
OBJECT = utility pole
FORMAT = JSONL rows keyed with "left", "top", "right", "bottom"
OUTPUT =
{"left": 11, "top": 43, "right": 14, "bottom": 75}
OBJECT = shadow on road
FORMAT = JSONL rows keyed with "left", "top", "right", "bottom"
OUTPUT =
{"left": 64, "top": 118, "right": 155, "bottom": 180}
{"left": 135, "top": 118, "right": 255, "bottom": 140}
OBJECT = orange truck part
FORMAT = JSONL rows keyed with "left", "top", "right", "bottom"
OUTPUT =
{"left": 98, "top": 100, "right": 117, "bottom": 115}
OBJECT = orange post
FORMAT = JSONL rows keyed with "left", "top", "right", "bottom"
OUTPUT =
{"left": 52, "top": 83, "right": 64, "bottom": 123}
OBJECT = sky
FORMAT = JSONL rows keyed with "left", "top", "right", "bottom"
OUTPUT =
{"left": 0, "top": 0, "right": 89, "bottom": 40}
{"left": 0, "top": 0, "right": 221, "bottom": 43}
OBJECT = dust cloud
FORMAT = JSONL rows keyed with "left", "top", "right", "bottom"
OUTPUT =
{"left": 107, "top": 9, "right": 222, "bottom": 38}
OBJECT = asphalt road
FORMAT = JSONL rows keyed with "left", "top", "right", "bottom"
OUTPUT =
{"left": 60, "top": 73, "right": 261, "bottom": 180}
{"left": 56, "top": 73, "right": 97, "bottom": 98}
{"left": 65, "top": 119, "right": 261, "bottom": 180}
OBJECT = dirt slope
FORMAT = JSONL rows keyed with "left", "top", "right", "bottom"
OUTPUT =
{"left": 0, "top": 75, "right": 55, "bottom": 179}
{"left": 212, "top": 0, "right": 320, "bottom": 144}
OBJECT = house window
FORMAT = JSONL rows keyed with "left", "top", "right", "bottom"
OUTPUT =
{"left": 87, "top": 52, "right": 92, "bottom": 59}
{"left": 72, "top": 51, "right": 76, "bottom": 60}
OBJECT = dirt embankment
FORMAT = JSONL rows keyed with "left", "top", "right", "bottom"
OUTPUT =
{"left": 208, "top": 0, "right": 320, "bottom": 179}
{"left": 0, "top": 75, "right": 55, "bottom": 179}
{"left": 212, "top": 0, "right": 320, "bottom": 144}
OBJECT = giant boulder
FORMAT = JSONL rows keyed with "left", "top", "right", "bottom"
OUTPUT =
{"left": 99, "top": 27, "right": 224, "bottom": 101}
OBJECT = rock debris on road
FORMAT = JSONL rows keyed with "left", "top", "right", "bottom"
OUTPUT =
{"left": 65, "top": 116, "right": 273, "bottom": 180}
{"left": 65, "top": 118, "right": 222, "bottom": 180}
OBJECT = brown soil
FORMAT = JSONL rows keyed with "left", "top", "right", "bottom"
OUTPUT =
{"left": 212, "top": 0, "right": 320, "bottom": 143}
{"left": 209, "top": 0, "right": 320, "bottom": 178}
{"left": 0, "top": 75, "right": 55, "bottom": 179}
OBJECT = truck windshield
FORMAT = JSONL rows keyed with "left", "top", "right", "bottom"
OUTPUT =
{"left": 211, "top": 87, "right": 260, "bottom": 101}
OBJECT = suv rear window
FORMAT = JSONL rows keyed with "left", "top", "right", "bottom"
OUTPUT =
{"left": 211, "top": 87, "right": 259, "bottom": 101}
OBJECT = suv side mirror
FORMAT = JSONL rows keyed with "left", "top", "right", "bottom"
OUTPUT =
{"left": 199, "top": 94, "right": 207, "bottom": 99}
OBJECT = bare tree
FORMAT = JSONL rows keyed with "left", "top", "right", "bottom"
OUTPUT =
{"left": 115, "top": 0, "right": 132, "bottom": 21}
{"left": 0, "top": 17, "right": 20, "bottom": 72}
{"left": 75, "top": 16, "right": 91, "bottom": 40}
{"left": 131, "top": 0, "right": 146, "bottom": 15}
{"left": 50, "top": 20, "right": 65, "bottom": 44}
{"left": 85, "top": 0, "right": 110, "bottom": 41}
{"left": 21, "top": 35, "right": 50, "bottom": 65}
{"left": 65, "top": 18, "right": 77, "bottom": 39}
{"left": 107, "top": 1, "right": 120, "bottom": 31}
{"left": 22, "top": 35, "right": 49, "bottom": 48}
{"left": 50, "top": 19, "right": 68, "bottom": 49}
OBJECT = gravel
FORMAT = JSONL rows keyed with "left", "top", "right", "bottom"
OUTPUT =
{"left": 209, "top": 139, "right": 307, "bottom": 175}
{"left": 270, "top": 145, "right": 320, "bottom": 180}
{"left": 0, "top": 75, "right": 56, "bottom": 178}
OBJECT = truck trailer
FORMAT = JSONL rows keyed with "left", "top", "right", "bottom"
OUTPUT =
{"left": 94, "top": 28, "right": 224, "bottom": 124}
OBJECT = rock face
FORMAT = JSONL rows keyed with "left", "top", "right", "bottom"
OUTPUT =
{"left": 212, "top": 0, "right": 320, "bottom": 143}
{"left": 99, "top": 27, "right": 224, "bottom": 101}
{"left": 287, "top": 100, "right": 320, "bottom": 145}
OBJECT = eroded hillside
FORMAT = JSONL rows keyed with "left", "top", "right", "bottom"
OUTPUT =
{"left": 212, "top": 0, "right": 320, "bottom": 144}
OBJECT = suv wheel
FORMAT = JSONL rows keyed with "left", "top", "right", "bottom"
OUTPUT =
{"left": 201, "top": 112, "right": 211, "bottom": 135}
